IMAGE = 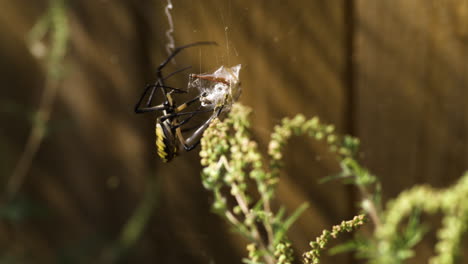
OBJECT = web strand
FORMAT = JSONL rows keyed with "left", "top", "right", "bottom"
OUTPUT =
{"left": 164, "top": 0, "right": 175, "bottom": 59}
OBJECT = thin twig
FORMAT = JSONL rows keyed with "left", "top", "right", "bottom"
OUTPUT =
{"left": 262, "top": 195, "right": 274, "bottom": 247}
{"left": 6, "top": 0, "right": 69, "bottom": 199}
{"left": 357, "top": 184, "right": 381, "bottom": 228}
{"left": 232, "top": 183, "right": 274, "bottom": 264}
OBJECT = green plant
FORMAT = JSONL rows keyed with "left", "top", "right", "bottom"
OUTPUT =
{"left": 302, "top": 214, "right": 366, "bottom": 264}
{"left": 373, "top": 173, "right": 468, "bottom": 264}
{"left": 200, "top": 103, "right": 367, "bottom": 264}
{"left": 7, "top": 0, "right": 70, "bottom": 199}
{"left": 200, "top": 103, "right": 468, "bottom": 264}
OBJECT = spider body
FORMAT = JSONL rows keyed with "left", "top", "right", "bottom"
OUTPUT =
{"left": 135, "top": 41, "right": 223, "bottom": 162}
{"left": 155, "top": 118, "right": 177, "bottom": 162}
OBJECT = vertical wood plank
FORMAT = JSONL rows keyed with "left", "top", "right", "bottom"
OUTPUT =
{"left": 0, "top": 1, "right": 351, "bottom": 263}
{"left": 356, "top": 0, "right": 468, "bottom": 195}
{"left": 355, "top": 0, "right": 468, "bottom": 260}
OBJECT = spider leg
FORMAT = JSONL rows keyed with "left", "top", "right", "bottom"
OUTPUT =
{"left": 176, "top": 106, "right": 224, "bottom": 151}
{"left": 174, "top": 112, "right": 200, "bottom": 129}
{"left": 134, "top": 83, "right": 189, "bottom": 113}
{"left": 144, "top": 66, "right": 192, "bottom": 109}
{"left": 160, "top": 86, "right": 188, "bottom": 94}
{"left": 180, "top": 125, "right": 199, "bottom": 133}
{"left": 168, "top": 95, "right": 208, "bottom": 127}
{"left": 163, "top": 66, "right": 192, "bottom": 81}
{"left": 159, "top": 108, "right": 212, "bottom": 123}
{"left": 157, "top": 42, "right": 217, "bottom": 89}
{"left": 151, "top": 93, "right": 203, "bottom": 121}
{"left": 135, "top": 41, "right": 217, "bottom": 114}
{"left": 157, "top": 41, "right": 218, "bottom": 72}
{"left": 174, "top": 95, "right": 201, "bottom": 112}
{"left": 135, "top": 83, "right": 166, "bottom": 113}
{"left": 146, "top": 85, "right": 186, "bottom": 107}
{"left": 173, "top": 107, "right": 214, "bottom": 129}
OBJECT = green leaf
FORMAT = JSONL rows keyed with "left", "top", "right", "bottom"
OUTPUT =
{"left": 283, "top": 203, "right": 309, "bottom": 231}
{"left": 329, "top": 236, "right": 373, "bottom": 259}
{"left": 328, "top": 240, "right": 360, "bottom": 255}
{"left": 275, "top": 206, "right": 286, "bottom": 222}
{"left": 230, "top": 224, "right": 253, "bottom": 240}
{"left": 242, "top": 258, "right": 263, "bottom": 264}
{"left": 319, "top": 172, "right": 350, "bottom": 184}
{"left": 252, "top": 199, "right": 264, "bottom": 211}
{"left": 403, "top": 209, "right": 428, "bottom": 248}
{"left": 274, "top": 203, "right": 309, "bottom": 244}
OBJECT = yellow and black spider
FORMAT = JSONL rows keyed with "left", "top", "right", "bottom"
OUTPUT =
{"left": 134, "top": 42, "right": 224, "bottom": 162}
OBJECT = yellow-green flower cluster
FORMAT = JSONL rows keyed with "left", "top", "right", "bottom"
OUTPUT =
{"left": 245, "top": 243, "right": 262, "bottom": 264}
{"left": 375, "top": 172, "right": 468, "bottom": 264}
{"left": 201, "top": 104, "right": 282, "bottom": 263}
{"left": 200, "top": 104, "right": 267, "bottom": 207}
{"left": 268, "top": 115, "right": 360, "bottom": 180}
{"left": 200, "top": 102, "right": 468, "bottom": 264}
{"left": 302, "top": 215, "right": 367, "bottom": 264}
{"left": 200, "top": 103, "right": 369, "bottom": 264}
{"left": 274, "top": 241, "right": 294, "bottom": 264}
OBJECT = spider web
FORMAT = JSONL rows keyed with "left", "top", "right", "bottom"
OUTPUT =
{"left": 161, "top": 0, "right": 240, "bottom": 111}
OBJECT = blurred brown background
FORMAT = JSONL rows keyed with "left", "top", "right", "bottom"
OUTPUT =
{"left": 1, "top": 0, "right": 468, "bottom": 263}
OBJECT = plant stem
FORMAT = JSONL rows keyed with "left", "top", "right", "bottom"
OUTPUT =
{"left": 357, "top": 184, "right": 381, "bottom": 228}
{"left": 262, "top": 197, "right": 274, "bottom": 249}
{"left": 6, "top": 0, "right": 69, "bottom": 199}
{"left": 232, "top": 183, "right": 274, "bottom": 264}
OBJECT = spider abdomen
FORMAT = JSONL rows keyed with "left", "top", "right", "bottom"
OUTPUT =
{"left": 155, "top": 121, "right": 178, "bottom": 162}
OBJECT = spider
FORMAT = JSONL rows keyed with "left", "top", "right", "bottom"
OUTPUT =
{"left": 134, "top": 41, "right": 225, "bottom": 162}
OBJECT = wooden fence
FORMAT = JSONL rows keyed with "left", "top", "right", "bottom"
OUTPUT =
{"left": 1, "top": 0, "right": 467, "bottom": 263}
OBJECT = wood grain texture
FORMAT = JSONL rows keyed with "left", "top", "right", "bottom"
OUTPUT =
{"left": 355, "top": 0, "right": 468, "bottom": 195}
{"left": 355, "top": 0, "right": 468, "bottom": 261}
{"left": 0, "top": 1, "right": 351, "bottom": 263}
{"left": 3, "top": 0, "right": 468, "bottom": 263}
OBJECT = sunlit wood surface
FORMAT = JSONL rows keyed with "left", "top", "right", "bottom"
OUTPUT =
{"left": 1, "top": 0, "right": 467, "bottom": 263}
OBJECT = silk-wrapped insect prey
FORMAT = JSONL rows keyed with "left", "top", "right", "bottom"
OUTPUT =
{"left": 188, "top": 64, "right": 242, "bottom": 112}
